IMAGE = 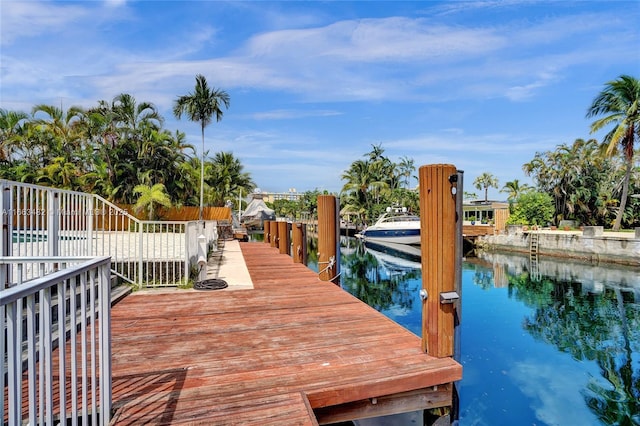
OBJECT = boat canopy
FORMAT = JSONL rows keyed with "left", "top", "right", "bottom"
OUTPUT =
{"left": 241, "top": 197, "right": 275, "bottom": 227}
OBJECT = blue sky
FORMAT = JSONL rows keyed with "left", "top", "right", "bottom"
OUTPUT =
{"left": 2, "top": 1, "right": 639, "bottom": 200}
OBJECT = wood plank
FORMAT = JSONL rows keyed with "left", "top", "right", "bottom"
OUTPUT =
{"left": 105, "top": 241, "right": 462, "bottom": 424}
{"left": 313, "top": 385, "right": 453, "bottom": 425}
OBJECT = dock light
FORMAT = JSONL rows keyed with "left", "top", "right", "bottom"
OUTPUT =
{"left": 440, "top": 291, "right": 460, "bottom": 304}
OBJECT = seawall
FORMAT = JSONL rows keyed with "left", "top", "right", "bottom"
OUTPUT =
{"left": 477, "top": 226, "right": 640, "bottom": 267}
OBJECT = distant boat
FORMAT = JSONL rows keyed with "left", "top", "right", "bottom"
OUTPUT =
{"left": 356, "top": 206, "right": 420, "bottom": 245}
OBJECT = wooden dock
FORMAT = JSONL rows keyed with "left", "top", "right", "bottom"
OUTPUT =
{"left": 109, "top": 242, "right": 462, "bottom": 425}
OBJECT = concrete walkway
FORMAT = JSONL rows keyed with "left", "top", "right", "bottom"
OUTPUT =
{"left": 204, "top": 239, "right": 254, "bottom": 290}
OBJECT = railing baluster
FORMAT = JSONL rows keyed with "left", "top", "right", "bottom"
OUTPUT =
{"left": 7, "top": 303, "right": 20, "bottom": 425}
{"left": 58, "top": 279, "right": 68, "bottom": 423}
{"left": 80, "top": 270, "right": 89, "bottom": 424}
{"left": 43, "top": 286, "right": 54, "bottom": 424}
{"left": 90, "top": 268, "right": 98, "bottom": 426}
{"left": 71, "top": 274, "right": 79, "bottom": 426}
{"left": 27, "top": 293, "right": 37, "bottom": 425}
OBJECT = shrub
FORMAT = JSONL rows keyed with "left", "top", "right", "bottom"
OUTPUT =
{"left": 506, "top": 191, "right": 554, "bottom": 226}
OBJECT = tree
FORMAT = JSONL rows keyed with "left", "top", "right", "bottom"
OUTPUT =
{"left": 173, "top": 74, "right": 230, "bottom": 220}
{"left": 0, "top": 109, "right": 28, "bottom": 163}
{"left": 398, "top": 156, "right": 415, "bottom": 189}
{"left": 474, "top": 172, "right": 499, "bottom": 201}
{"left": 507, "top": 191, "right": 555, "bottom": 226}
{"left": 500, "top": 179, "right": 531, "bottom": 201}
{"left": 133, "top": 183, "right": 172, "bottom": 220}
{"left": 208, "top": 151, "right": 255, "bottom": 206}
{"left": 587, "top": 75, "right": 640, "bottom": 231}
{"left": 523, "top": 138, "right": 616, "bottom": 226}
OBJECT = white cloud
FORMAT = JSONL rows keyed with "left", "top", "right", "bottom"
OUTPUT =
{"left": 511, "top": 359, "right": 600, "bottom": 425}
{"left": 0, "top": 1, "right": 88, "bottom": 45}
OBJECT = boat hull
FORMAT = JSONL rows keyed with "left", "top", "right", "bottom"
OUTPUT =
{"left": 358, "top": 228, "right": 420, "bottom": 245}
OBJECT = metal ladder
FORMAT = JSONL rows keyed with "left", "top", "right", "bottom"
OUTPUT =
{"left": 529, "top": 232, "right": 540, "bottom": 281}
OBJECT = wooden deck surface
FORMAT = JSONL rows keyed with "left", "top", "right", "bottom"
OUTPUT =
{"left": 110, "top": 242, "right": 462, "bottom": 425}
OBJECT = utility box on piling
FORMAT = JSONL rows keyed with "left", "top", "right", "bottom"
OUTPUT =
{"left": 317, "top": 195, "right": 339, "bottom": 283}
{"left": 419, "top": 164, "right": 460, "bottom": 358}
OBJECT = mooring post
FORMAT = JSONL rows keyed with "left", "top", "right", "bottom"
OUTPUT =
{"left": 317, "top": 195, "right": 339, "bottom": 283}
{"left": 278, "top": 221, "right": 291, "bottom": 255}
{"left": 263, "top": 220, "right": 271, "bottom": 244}
{"left": 270, "top": 221, "right": 279, "bottom": 249}
{"left": 419, "top": 164, "right": 461, "bottom": 357}
{"left": 292, "top": 223, "right": 307, "bottom": 264}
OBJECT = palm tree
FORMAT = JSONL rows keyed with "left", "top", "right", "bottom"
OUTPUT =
{"left": 208, "top": 151, "right": 255, "bottom": 206}
{"left": 501, "top": 179, "right": 531, "bottom": 201}
{"left": 112, "top": 93, "right": 162, "bottom": 138}
{"left": 0, "top": 109, "right": 29, "bottom": 163}
{"left": 587, "top": 75, "right": 640, "bottom": 230}
{"left": 173, "top": 74, "right": 230, "bottom": 220}
{"left": 31, "top": 104, "right": 85, "bottom": 163}
{"left": 397, "top": 156, "right": 415, "bottom": 189}
{"left": 133, "top": 182, "right": 172, "bottom": 220}
{"left": 474, "top": 172, "right": 499, "bottom": 201}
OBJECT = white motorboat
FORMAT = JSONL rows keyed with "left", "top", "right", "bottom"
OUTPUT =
{"left": 356, "top": 206, "right": 420, "bottom": 245}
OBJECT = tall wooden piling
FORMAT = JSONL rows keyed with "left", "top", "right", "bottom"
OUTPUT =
{"left": 419, "top": 164, "right": 460, "bottom": 358}
{"left": 317, "top": 195, "right": 339, "bottom": 283}
{"left": 278, "top": 221, "right": 291, "bottom": 255}
{"left": 292, "top": 223, "right": 307, "bottom": 264}
{"left": 263, "top": 220, "right": 271, "bottom": 244}
{"left": 270, "top": 221, "right": 279, "bottom": 249}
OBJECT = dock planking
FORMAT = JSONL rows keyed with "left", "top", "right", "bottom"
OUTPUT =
{"left": 109, "top": 242, "right": 462, "bottom": 425}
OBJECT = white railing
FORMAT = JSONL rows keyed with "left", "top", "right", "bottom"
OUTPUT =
{"left": 1, "top": 180, "right": 217, "bottom": 287}
{"left": 1, "top": 256, "right": 112, "bottom": 425}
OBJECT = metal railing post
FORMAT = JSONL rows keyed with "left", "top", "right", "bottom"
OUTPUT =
{"left": 138, "top": 222, "right": 144, "bottom": 289}
{"left": 100, "top": 262, "right": 112, "bottom": 424}
{"left": 47, "top": 190, "right": 59, "bottom": 257}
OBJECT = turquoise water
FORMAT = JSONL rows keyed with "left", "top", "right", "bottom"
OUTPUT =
{"left": 307, "top": 237, "right": 640, "bottom": 425}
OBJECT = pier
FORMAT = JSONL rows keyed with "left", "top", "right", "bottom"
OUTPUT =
{"left": 108, "top": 241, "right": 462, "bottom": 424}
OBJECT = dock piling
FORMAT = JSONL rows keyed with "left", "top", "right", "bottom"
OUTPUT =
{"left": 292, "top": 223, "right": 307, "bottom": 264}
{"left": 270, "top": 220, "right": 279, "bottom": 249}
{"left": 317, "top": 195, "right": 339, "bottom": 283}
{"left": 278, "top": 221, "right": 291, "bottom": 255}
{"left": 419, "top": 164, "right": 461, "bottom": 358}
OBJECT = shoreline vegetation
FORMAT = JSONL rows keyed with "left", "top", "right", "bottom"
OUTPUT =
{"left": 1, "top": 74, "right": 638, "bottom": 230}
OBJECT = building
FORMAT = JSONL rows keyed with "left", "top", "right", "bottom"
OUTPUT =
{"left": 252, "top": 188, "right": 303, "bottom": 203}
{"left": 463, "top": 200, "right": 510, "bottom": 231}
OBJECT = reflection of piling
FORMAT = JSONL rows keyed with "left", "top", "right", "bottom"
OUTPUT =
{"left": 278, "top": 221, "right": 290, "bottom": 255}
{"left": 317, "top": 195, "right": 339, "bottom": 283}
{"left": 292, "top": 223, "right": 307, "bottom": 264}
{"left": 419, "top": 164, "right": 461, "bottom": 358}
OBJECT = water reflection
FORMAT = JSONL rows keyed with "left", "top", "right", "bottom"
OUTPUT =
{"left": 479, "top": 251, "right": 640, "bottom": 425}
{"left": 323, "top": 237, "right": 639, "bottom": 425}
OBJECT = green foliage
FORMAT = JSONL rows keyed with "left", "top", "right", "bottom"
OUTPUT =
{"left": 586, "top": 74, "right": 640, "bottom": 230}
{"left": 523, "top": 138, "right": 627, "bottom": 227}
{"left": 340, "top": 144, "right": 419, "bottom": 224}
{"left": 133, "top": 183, "right": 172, "bottom": 220}
{"left": 0, "top": 92, "right": 255, "bottom": 210}
{"left": 507, "top": 191, "right": 554, "bottom": 226}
